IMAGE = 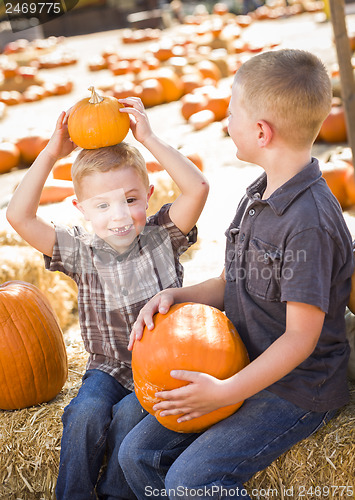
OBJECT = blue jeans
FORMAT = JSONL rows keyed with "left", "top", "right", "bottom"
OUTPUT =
{"left": 55, "top": 369, "right": 148, "bottom": 500}
{"left": 119, "top": 390, "right": 337, "bottom": 500}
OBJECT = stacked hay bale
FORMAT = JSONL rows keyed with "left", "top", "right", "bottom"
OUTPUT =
{"left": 0, "top": 235, "right": 78, "bottom": 331}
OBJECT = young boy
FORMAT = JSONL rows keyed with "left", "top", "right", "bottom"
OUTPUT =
{"left": 6, "top": 97, "right": 209, "bottom": 500}
{"left": 118, "top": 50, "right": 353, "bottom": 499}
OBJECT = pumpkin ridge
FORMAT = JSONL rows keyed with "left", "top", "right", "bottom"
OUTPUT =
{"left": 1, "top": 297, "right": 37, "bottom": 407}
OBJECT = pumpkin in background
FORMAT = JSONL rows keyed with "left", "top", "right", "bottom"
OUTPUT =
{"left": 188, "top": 109, "right": 215, "bottom": 131}
{"left": 39, "top": 179, "right": 75, "bottom": 204}
{"left": 52, "top": 151, "right": 79, "bottom": 181}
{"left": 0, "top": 142, "right": 20, "bottom": 173}
{"left": 180, "top": 92, "right": 208, "bottom": 121}
{"left": 15, "top": 135, "right": 49, "bottom": 164}
{"left": 68, "top": 86, "right": 130, "bottom": 149}
{"left": 0, "top": 281, "right": 68, "bottom": 410}
{"left": 321, "top": 160, "right": 353, "bottom": 209}
{"left": 318, "top": 105, "right": 347, "bottom": 143}
{"left": 138, "top": 78, "right": 164, "bottom": 108}
{"left": 348, "top": 269, "right": 355, "bottom": 315}
{"left": 155, "top": 68, "right": 184, "bottom": 103}
{"left": 132, "top": 302, "right": 249, "bottom": 433}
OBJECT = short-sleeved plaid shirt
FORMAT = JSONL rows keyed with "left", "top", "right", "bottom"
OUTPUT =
{"left": 44, "top": 203, "right": 197, "bottom": 390}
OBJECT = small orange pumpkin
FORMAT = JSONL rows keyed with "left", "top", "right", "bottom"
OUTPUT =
{"left": 155, "top": 68, "right": 184, "bottom": 103}
{"left": 0, "top": 281, "right": 68, "bottom": 410}
{"left": 15, "top": 135, "right": 49, "bottom": 164}
{"left": 132, "top": 303, "right": 249, "bottom": 433}
{"left": 39, "top": 179, "right": 75, "bottom": 204}
{"left": 318, "top": 105, "right": 347, "bottom": 144}
{"left": 321, "top": 160, "right": 352, "bottom": 209}
{"left": 0, "top": 142, "right": 20, "bottom": 173}
{"left": 52, "top": 151, "right": 79, "bottom": 181}
{"left": 68, "top": 86, "right": 130, "bottom": 149}
{"left": 139, "top": 78, "right": 164, "bottom": 108}
{"left": 348, "top": 270, "right": 355, "bottom": 314}
{"left": 188, "top": 109, "right": 215, "bottom": 130}
{"left": 180, "top": 92, "right": 208, "bottom": 121}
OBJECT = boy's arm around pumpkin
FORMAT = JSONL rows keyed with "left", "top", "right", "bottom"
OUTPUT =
{"left": 6, "top": 111, "right": 76, "bottom": 257}
{"left": 119, "top": 97, "right": 209, "bottom": 235}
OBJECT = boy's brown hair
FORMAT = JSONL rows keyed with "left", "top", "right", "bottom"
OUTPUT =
{"left": 234, "top": 49, "right": 332, "bottom": 149}
{"left": 72, "top": 143, "right": 149, "bottom": 199}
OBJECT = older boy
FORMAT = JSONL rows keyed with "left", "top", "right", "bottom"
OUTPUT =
{"left": 119, "top": 50, "right": 353, "bottom": 499}
{"left": 6, "top": 97, "right": 208, "bottom": 499}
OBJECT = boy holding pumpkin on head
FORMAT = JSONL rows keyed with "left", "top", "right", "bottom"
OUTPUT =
{"left": 6, "top": 96, "right": 209, "bottom": 499}
{"left": 117, "top": 50, "right": 354, "bottom": 499}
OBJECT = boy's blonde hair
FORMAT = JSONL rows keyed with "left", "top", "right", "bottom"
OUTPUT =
{"left": 234, "top": 49, "right": 332, "bottom": 148}
{"left": 72, "top": 143, "right": 149, "bottom": 199}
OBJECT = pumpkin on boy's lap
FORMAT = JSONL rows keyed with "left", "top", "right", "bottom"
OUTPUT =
{"left": 132, "top": 302, "right": 249, "bottom": 433}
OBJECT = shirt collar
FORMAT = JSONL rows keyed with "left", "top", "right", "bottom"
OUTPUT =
{"left": 246, "top": 157, "right": 322, "bottom": 216}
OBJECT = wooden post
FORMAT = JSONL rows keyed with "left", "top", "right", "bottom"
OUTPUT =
{"left": 329, "top": 0, "right": 355, "bottom": 163}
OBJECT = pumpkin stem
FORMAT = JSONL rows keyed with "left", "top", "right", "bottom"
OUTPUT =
{"left": 88, "top": 86, "right": 104, "bottom": 104}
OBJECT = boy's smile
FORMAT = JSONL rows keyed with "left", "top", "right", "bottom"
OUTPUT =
{"left": 73, "top": 167, "right": 153, "bottom": 253}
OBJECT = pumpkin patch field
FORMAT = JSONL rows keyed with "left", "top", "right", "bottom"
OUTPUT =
{"left": 0, "top": 3, "right": 355, "bottom": 498}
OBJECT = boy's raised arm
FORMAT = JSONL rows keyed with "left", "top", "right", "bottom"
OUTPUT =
{"left": 6, "top": 112, "right": 75, "bottom": 257}
{"left": 119, "top": 97, "right": 209, "bottom": 235}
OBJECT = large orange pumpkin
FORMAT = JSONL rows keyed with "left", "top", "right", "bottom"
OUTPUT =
{"left": 68, "top": 86, "right": 130, "bottom": 149}
{"left": 132, "top": 302, "right": 249, "bottom": 433}
{"left": 0, "top": 281, "right": 68, "bottom": 410}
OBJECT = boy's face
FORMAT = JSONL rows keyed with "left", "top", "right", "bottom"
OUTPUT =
{"left": 74, "top": 167, "right": 153, "bottom": 253}
{"left": 227, "top": 83, "right": 258, "bottom": 163}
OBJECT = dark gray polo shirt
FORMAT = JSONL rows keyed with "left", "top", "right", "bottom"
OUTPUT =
{"left": 224, "top": 158, "right": 353, "bottom": 411}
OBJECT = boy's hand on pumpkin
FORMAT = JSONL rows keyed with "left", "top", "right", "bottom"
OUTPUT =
{"left": 118, "top": 97, "right": 154, "bottom": 145}
{"left": 128, "top": 291, "right": 175, "bottom": 350}
{"left": 153, "top": 371, "right": 226, "bottom": 421}
{"left": 46, "top": 111, "right": 76, "bottom": 161}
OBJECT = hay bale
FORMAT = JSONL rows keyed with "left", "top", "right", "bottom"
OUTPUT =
{"left": 147, "top": 170, "right": 180, "bottom": 217}
{"left": 0, "top": 245, "right": 78, "bottom": 331}
{"left": 1, "top": 333, "right": 353, "bottom": 500}
{"left": 245, "top": 383, "right": 355, "bottom": 498}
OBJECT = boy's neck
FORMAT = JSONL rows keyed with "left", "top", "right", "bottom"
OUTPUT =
{"left": 261, "top": 149, "right": 312, "bottom": 200}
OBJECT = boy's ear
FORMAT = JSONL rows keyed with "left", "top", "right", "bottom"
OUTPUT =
{"left": 257, "top": 120, "right": 273, "bottom": 147}
{"left": 72, "top": 198, "right": 90, "bottom": 221}
{"left": 146, "top": 184, "right": 154, "bottom": 209}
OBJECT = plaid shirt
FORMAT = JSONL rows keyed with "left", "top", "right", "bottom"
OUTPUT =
{"left": 44, "top": 204, "right": 197, "bottom": 390}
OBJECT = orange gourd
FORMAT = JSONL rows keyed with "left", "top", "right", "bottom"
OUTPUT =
{"left": 0, "top": 281, "right": 68, "bottom": 410}
{"left": 15, "top": 135, "right": 49, "bottom": 164}
{"left": 321, "top": 160, "right": 353, "bottom": 209}
{"left": 139, "top": 78, "right": 164, "bottom": 108}
{"left": 0, "top": 142, "right": 20, "bottom": 173}
{"left": 188, "top": 109, "right": 215, "bottom": 130}
{"left": 180, "top": 93, "right": 208, "bottom": 121}
{"left": 318, "top": 105, "right": 347, "bottom": 143}
{"left": 39, "top": 179, "right": 75, "bottom": 204}
{"left": 155, "top": 68, "right": 184, "bottom": 103}
{"left": 132, "top": 303, "right": 249, "bottom": 433}
{"left": 52, "top": 151, "right": 79, "bottom": 181}
{"left": 68, "top": 86, "right": 130, "bottom": 149}
{"left": 205, "top": 89, "right": 230, "bottom": 121}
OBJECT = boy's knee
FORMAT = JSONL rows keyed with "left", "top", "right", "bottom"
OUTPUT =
{"left": 62, "top": 395, "right": 111, "bottom": 429}
{"left": 118, "top": 432, "right": 136, "bottom": 472}
{"left": 112, "top": 393, "right": 147, "bottom": 434}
